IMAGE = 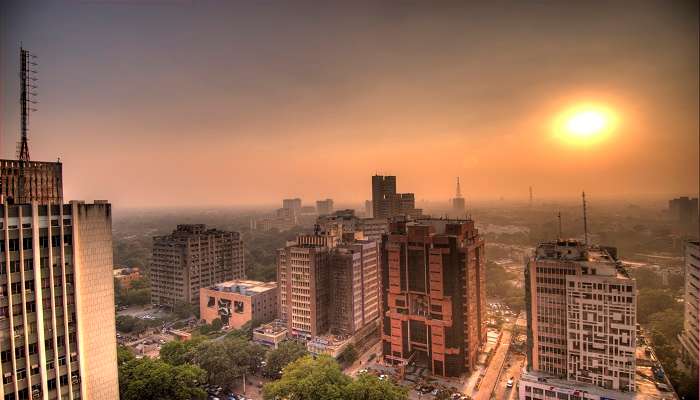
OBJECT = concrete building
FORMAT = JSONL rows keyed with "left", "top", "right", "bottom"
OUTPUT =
{"left": 0, "top": 201, "right": 119, "bottom": 400}
{"left": 451, "top": 177, "right": 466, "bottom": 216}
{"left": 277, "top": 229, "right": 380, "bottom": 341}
{"left": 316, "top": 199, "right": 334, "bottom": 216}
{"left": 253, "top": 320, "right": 288, "bottom": 349}
{"left": 371, "top": 175, "right": 422, "bottom": 220}
{"left": 380, "top": 218, "right": 486, "bottom": 377}
{"left": 282, "top": 198, "right": 302, "bottom": 211}
{"left": 0, "top": 160, "right": 63, "bottom": 206}
{"left": 679, "top": 241, "right": 699, "bottom": 366}
{"left": 112, "top": 267, "right": 142, "bottom": 290}
{"left": 199, "top": 280, "right": 277, "bottom": 330}
{"left": 316, "top": 210, "right": 388, "bottom": 243}
{"left": 668, "top": 196, "right": 699, "bottom": 224}
{"left": 150, "top": 224, "right": 245, "bottom": 307}
{"left": 525, "top": 240, "right": 637, "bottom": 392}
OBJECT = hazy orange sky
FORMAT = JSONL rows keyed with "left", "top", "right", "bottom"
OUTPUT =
{"left": 1, "top": 1, "right": 698, "bottom": 208}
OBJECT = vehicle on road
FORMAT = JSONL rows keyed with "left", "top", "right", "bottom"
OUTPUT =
{"left": 506, "top": 377, "right": 514, "bottom": 388}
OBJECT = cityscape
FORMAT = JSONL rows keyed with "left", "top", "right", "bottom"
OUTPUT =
{"left": 0, "top": 2, "right": 698, "bottom": 400}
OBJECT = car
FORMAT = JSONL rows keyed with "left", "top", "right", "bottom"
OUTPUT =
{"left": 358, "top": 369, "right": 368, "bottom": 374}
{"left": 506, "top": 377, "right": 514, "bottom": 388}
{"left": 378, "top": 374, "right": 388, "bottom": 381}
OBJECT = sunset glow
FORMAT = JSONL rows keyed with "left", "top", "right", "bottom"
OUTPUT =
{"left": 554, "top": 104, "right": 618, "bottom": 145}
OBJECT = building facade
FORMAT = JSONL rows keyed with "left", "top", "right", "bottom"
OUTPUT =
{"left": 371, "top": 175, "right": 421, "bottom": 220}
{"left": 277, "top": 230, "right": 380, "bottom": 340}
{"left": 380, "top": 218, "right": 486, "bottom": 377}
{"left": 0, "top": 160, "right": 63, "bottom": 206}
{"left": 525, "top": 240, "right": 637, "bottom": 392}
{"left": 150, "top": 224, "right": 245, "bottom": 307}
{"left": 315, "top": 199, "right": 333, "bottom": 216}
{"left": 679, "top": 241, "right": 699, "bottom": 366}
{"left": 0, "top": 201, "right": 118, "bottom": 400}
{"left": 199, "top": 280, "right": 277, "bottom": 330}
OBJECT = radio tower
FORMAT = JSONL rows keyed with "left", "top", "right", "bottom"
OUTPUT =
{"left": 456, "top": 177, "right": 462, "bottom": 199}
{"left": 18, "top": 46, "right": 38, "bottom": 162}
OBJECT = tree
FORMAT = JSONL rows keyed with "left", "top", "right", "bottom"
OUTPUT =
{"left": 117, "top": 345, "right": 135, "bottom": 366}
{"left": 263, "top": 340, "right": 308, "bottom": 378}
{"left": 159, "top": 337, "right": 205, "bottom": 366}
{"left": 263, "top": 355, "right": 351, "bottom": 400}
{"left": 118, "top": 358, "right": 206, "bottom": 400}
{"left": 194, "top": 337, "right": 264, "bottom": 390}
{"left": 637, "top": 289, "right": 677, "bottom": 323}
{"left": 210, "top": 318, "right": 224, "bottom": 331}
{"left": 173, "top": 300, "right": 196, "bottom": 320}
{"left": 344, "top": 373, "right": 408, "bottom": 400}
{"left": 338, "top": 343, "right": 358, "bottom": 366}
{"left": 263, "top": 356, "right": 408, "bottom": 400}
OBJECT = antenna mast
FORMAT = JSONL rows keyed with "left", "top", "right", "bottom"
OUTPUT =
{"left": 582, "top": 191, "right": 589, "bottom": 245}
{"left": 456, "top": 177, "right": 462, "bottom": 198}
{"left": 558, "top": 211, "right": 562, "bottom": 238}
{"left": 19, "top": 46, "right": 37, "bottom": 162}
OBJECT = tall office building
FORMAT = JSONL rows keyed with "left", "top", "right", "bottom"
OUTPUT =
{"left": 315, "top": 199, "right": 334, "bottom": 216}
{"left": 451, "top": 177, "right": 465, "bottom": 216}
{"left": 371, "top": 175, "right": 422, "bottom": 220}
{"left": 277, "top": 229, "right": 379, "bottom": 339}
{"left": 668, "top": 196, "right": 699, "bottom": 224}
{"left": 0, "top": 161, "right": 63, "bottom": 206}
{"left": 150, "top": 224, "right": 245, "bottom": 307}
{"left": 522, "top": 240, "right": 637, "bottom": 395}
{"left": 282, "top": 198, "right": 302, "bottom": 211}
{"left": 680, "top": 241, "right": 699, "bottom": 366}
{"left": 380, "top": 218, "right": 486, "bottom": 377}
{"left": 0, "top": 202, "right": 119, "bottom": 400}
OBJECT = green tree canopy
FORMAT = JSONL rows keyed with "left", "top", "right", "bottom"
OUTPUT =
{"left": 159, "top": 336, "right": 205, "bottom": 366}
{"left": 263, "top": 340, "right": 308, "bottom": 377}
{"left": 263, "top": 355, "right": 408, "bottom": 400}
{"left": 118, "top": 357, "right": 206, "bottom": 400}
{"left": 194, "top": 337, "right": 265, "bottom": 390}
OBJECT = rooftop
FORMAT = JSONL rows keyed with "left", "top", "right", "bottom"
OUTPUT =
{"left": 207, "top": 279, "right": 277, "bottom": 296}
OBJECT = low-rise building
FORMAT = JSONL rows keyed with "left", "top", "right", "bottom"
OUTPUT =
{"left": 200, "top": 280, "right": 277, "bottom": 330}
{"left": 113, "top": 266, "right": 142, "bottom": 289}
{"left": 253, "top": 320, "right": 288, "bottom": 349}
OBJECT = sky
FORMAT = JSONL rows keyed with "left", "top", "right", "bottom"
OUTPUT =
{"left": 1, "top": 1, "right": 698, "bottom": 208}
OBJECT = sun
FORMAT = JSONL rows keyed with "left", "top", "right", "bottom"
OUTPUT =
{"left": 553, "top": 104, "right": 617, "bottom": 145}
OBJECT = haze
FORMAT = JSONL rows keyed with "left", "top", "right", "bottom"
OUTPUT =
{"left": 1, "top": 1, "right": 698, "bottom": 208}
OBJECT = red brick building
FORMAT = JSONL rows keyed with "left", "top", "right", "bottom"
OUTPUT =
{"left": 380, "top": 218, "right": 486, "bottom": 377}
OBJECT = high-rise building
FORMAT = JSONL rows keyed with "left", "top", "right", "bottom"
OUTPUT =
{"left": 371, "top": 175, "right": 421, "bottom": 219}
{"left": 150, "top": 224, "right": 245, "bottom": 307}
{"left": 316, "top": 210, "right": 388, "bottom": 242}
{"left": 316, "top": 199, "right": 334, "bottom": 216}
{"left": 282, "top": 198, "right": 302, "bottom": 211}
{"left": 0, "top": 201, "right": 119, "bottom": 400}
{"left": 0, "top": 160, "right": 63, "bottom": 206}
{"left": 364, "top": 200, "right": 373, "bottom": 218}
{"left": 277, "top": 229, "right": 379, "bottom": 339}
{"left": 669, "top": 196, "right": 699, "bottom": 225}
{"left": 380, "top": 218, "right": 486, "bottom": 377}
{"left": 451, "top": 177, "right": 465, "bottom": 216}
{"left": 680, "top": 241, "right": 699, "bottom": 366}
{"left": 523, "top": 240, "right": 636, "bottom": 392}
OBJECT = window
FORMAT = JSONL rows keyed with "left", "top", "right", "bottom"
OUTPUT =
{"left": 207, "top": 297, "right": 215, "bottom": 307}
{"left": 16, "top": 368, "right": 26, "bottom": 380}
{"left": 22, "top": 238, "right": 32, "bottom": 250}
{"left": 3, "top": 373, "right": 12, "bottom": 385}
{"left": 8, "top": 239, "right": 19, "bottom": 252}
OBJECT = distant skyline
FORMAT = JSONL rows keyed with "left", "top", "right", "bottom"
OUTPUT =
{"left": 1, "top": 1, "right": 698, "bottom": 208}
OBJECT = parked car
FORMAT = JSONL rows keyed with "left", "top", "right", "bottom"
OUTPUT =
{"left": 506, "top": 377, "right": 514, "bottom": 388}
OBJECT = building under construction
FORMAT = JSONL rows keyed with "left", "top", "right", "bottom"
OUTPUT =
{"left": 380, "top": 218, "right": 486, "bottom": 377}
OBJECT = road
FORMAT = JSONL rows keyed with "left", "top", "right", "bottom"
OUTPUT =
{"left": 472, "top": 321, "right": 513, "bottom": 400}
{"left": 493, "top": 352, "right": 525, "bottom": 400}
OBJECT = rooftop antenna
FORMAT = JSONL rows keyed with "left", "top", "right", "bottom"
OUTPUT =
{"left": 19, "top": 45, "right": 38, "bottom": 162}
{"left": 582, "top": 191, "right": 589, "bottom": 245}
{"left": 456, "top": 177, "right": 462, "bottom": 198}
{"left": 557, "top": 211, "right": 562, "bottom": 238}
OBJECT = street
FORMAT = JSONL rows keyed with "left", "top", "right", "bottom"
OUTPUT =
{"left": 472, "top": 321, "right": 513, "bottom": 400}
